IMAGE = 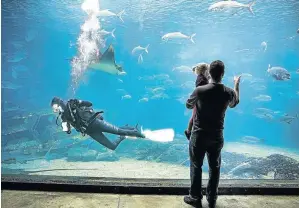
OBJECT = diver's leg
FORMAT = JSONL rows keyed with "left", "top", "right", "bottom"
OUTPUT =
{"left": 91, "top": 119, "right": 145, "bottom": 138}
{"left": 88, "top": 130, "right": 125, "bottom": 151}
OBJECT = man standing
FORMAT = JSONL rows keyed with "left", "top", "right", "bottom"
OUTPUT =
{"left": 184, "top": 60, "right": 241, "bottom": 208}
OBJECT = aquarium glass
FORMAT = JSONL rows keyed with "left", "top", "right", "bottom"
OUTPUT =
{"left": 2, "top": 0, "right": 299, "bottom": 180}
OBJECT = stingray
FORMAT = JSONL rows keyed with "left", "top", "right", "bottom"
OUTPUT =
{"left": 88, "top": 44, "right": 126, "bottom": 75}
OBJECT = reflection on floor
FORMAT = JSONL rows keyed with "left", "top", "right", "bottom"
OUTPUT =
{"left": 2, "top": 190, "right": 299, "bottom": 208}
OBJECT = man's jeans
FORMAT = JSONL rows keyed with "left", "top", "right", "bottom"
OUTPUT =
{"left": 189, "top": 129, "right": 224, "bottom": 202}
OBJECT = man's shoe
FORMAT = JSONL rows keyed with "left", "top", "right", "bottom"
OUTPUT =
{"left": 183, "top": 195, "right": 202, "bottom": 208}
{"left": 208, "top": 200, "right": 216, "bottom": 208}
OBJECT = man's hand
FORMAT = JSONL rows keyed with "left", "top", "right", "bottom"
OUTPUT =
{"left": 234, "top": 75, "right": 241, "bottom": 85}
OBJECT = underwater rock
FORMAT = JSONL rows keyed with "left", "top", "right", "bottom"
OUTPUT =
{"left": 228, "top": 154, "right": 299, "bottom": 179}
{"left": 2, "top": 158, "right": 17, "bottom": 164}
{"left": 221, "top": 152, "right": 256, "bottom": 174}
{"left": 156, "top": 143, "right": 189, "bottom": 164}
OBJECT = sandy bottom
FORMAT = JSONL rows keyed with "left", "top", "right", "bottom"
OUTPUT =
{"left": 4, "top": 158, "right": 207, "bottom": 179}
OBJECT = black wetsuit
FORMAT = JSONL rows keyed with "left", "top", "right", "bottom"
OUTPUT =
{"left": 186, "top": 83, "right": 239, "bottom": 203}
{"left": 60, "top": 99, "right": 144, "bottom": 150}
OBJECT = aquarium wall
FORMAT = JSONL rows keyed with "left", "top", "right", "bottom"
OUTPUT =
{"left": 2, "top": 0, "right": 299, "bottom": 180}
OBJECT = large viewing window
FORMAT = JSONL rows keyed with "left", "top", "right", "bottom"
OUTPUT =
{"left": 2, "top": 0, "right": 299, "bottom": 182}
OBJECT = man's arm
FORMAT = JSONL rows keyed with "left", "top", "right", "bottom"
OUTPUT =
{"left": 186, "top": 87, "right": 200, "bottom": 109}
{"left": 229, "top": 75, "right": 241, "bottom": 108}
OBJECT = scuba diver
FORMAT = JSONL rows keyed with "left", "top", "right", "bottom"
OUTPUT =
{"left": 51, "top": 97, "right": 145, "bottom": 150}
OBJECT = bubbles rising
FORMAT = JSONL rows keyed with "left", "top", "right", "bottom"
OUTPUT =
{"left": 81, "top": 0, "right": 100, "bottom": 14}
{"left": 69, "top": 0, "right": 104, "bottom": 96}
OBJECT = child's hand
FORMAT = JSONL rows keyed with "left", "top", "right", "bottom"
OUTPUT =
{"left": 234, "top": 75, "right": 241, "bottom": 85}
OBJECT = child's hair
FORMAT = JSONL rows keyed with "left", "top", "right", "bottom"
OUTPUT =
{"left": 192, "top": 63, "right": 210, "bottom": 76}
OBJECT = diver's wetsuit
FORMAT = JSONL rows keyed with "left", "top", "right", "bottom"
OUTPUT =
{"left": 60, "top": 99, "right": 144, "bottom": 150}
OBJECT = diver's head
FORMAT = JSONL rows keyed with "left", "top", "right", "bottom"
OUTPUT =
{"left": 51, "top": 97, "right": 66, "bottom": 113}
{"left": 209, "top": 60, "right": 225, "bottom": 83}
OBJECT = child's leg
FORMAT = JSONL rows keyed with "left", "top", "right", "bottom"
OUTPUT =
{"left": 187, "top": 116, "right": 193, "bottom": 133}
{"left": 188, "top": 107, "right": 197, "bottom": 132}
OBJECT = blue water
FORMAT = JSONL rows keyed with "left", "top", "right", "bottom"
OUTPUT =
{"left": 2, "top": 0, "right": 299, "bottom": 179}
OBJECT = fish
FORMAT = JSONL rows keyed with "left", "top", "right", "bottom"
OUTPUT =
{"left": 151, "top": 93, "right": 169, "bottom": 100}
{"left": 146, "top": 86, "right": 165, "bottom": 94}
{"left": 116, "top": 89, "right": 127, "bottom": 94}
{"left": 138, "top": 98, "right": 149, "bottom": 103}
{"left": 234, "top": 48, "right": 250, "bottom": 53}
{"left": 209, "top": 0, "right": 256, "bottom": 15}
{"left": 296, "top": 69, "right": 299, "bottom": 74}
{"left": 132, "top": 44, "right": 150, "bottom": 54}
{"left": 153, "top": 74, "right": 170, "bottom": 80}
{"left": 97, "top": 9, "right": 125, "bottom": 22}
{"left": 172, "top": 65, "right": 192, "bottom": 73}
{"left": 297, "top": 28, "right": 299, "bottom": 34}
{"left": 240, "top": 73, "right": 253, "bottom": 82}
{"left": 280, "top": 114, "right": 298, "bottom": 124}
{"left": 11, "top": 41, "right": 23, "bottom": 49}
{"left": 99, "top": 28, "right": 116, "bottom": 38}
{"left": 267, "top": 64, "right": 291, "bottom": 81}
{"left": 261, "top": 41, "right": 267, "bottom": 52}
{"left": 1, "top": 81, "right": 21, "bottom": 90}
{"left": 250, "top": 77, "right": 264, "bottom": 84}
{"left": 7, "top": 50, "right": 27, "bottom": 63}
{"left": 241, "top": 136, "right": 264, "bottom": 144}
{"left": 138, "top": 54, "right": 143, "bottom": 64}
{"left": 250, "top": 83, "right": 266, "bottom": 91}
{"left": 152, "top": 87, "right": 165, "bottom": 93}
{"left": 253, "top": 95, "right": 271, "bottom": 102}
{"left": 122, "top": 94, "right": 132, "bottom": 100}
{"left": 253, "top": 108, "right": 275, "bottom": 115}
{"left": 117, "top": 79, "right": 123, "bottom": 83}
{"left": 25, "top": 30, "right": 38, "bottom": 42}
{"left": 138, "top": 76, "right": 155, "bottom": 81}
{"left": 162, "top": 32, "right": 196, "bottom": 43}
{"left": 11, "top": 65, "right": 28, "bottom": 72}
{"left": 253, "top": 113, "right": 274, "bottom": 120}
{"left": 88, "top": 44, "right": 126, "bottom": 75}
{"left": 163, "top": 79, "right": 174, "bottom": 85}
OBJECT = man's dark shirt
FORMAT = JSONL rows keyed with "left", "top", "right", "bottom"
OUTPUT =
{"left": 186, "top": 83, "right": 239, "bottom": 132}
